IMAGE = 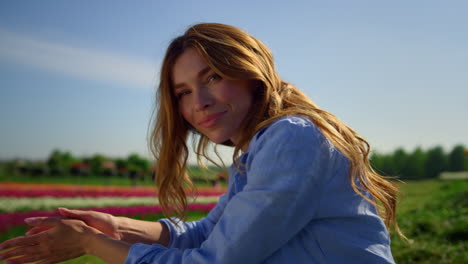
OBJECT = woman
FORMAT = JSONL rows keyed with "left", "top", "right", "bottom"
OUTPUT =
{"left": 0, "top": 23, "right": 403, "bottom": 263}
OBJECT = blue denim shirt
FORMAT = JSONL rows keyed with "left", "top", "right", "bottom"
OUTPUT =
{"left": 125, "top": 116, "right": 395, "bottom": 263}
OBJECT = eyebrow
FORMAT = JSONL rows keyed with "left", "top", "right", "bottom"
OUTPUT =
{"left": 173, "top": 66, "right": 212, "bottom": 90}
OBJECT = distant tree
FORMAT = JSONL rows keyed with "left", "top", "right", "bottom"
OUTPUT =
{"left": 404, "top": 147, "right": 426, "bottom": 179}
{"left": 425, "top": 146, "right": 448, "bottom": 178}
{"left": 392, "top": 148, "right": 409, "bottom": 178}
{"left": 448, "top": 145, "right": 466, "bottom": 172}
{"left": 30, "top": 162, "right": 49, "bottom": 176}
{"left": 115, "top": 158, "right": 128, "bottom": 177}
{"left": 381, "top": 154, "right": 396, "bottom": 176}
{"left": 88, "top": 154, "right": 107, "bottom": 176}
{"left": 127, "top": 153, "right": 150, "bottom": 185}
{"left": 2, "top": 161, "right": 19, "bottom": 176}
{"left": 465, "top": 149, "right": 468, "bottom": 171}
{"left": 127, "top": 153, "right": 150, "bottom": 173}
{"left": 370, "top": 152, "right": 384, "bottom": 173}
{"left": 47, "top": 150, "right": 61, "bottom": 169}
{"left": 370, "top": 152, "right": 395, "bottom": 176}
{"left": 47, "top": 149, "right": 75, "bottom": 176}
{"left": 115, "top": 158, "right": 127, "bottom": 168}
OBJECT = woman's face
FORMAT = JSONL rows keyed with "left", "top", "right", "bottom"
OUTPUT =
{"left": 172, "top": 48, "right": 253, "bottom": 146}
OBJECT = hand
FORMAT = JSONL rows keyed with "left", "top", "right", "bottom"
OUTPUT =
{"left": 27, "top": 208, "right": 121, "bottom": 240}
{"left": 0, "top": 217, "right": 101, "bottom": 264}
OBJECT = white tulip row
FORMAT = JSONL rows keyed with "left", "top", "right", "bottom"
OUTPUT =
{"left": 1, "top": 196, "right": 220, "bottom": 213}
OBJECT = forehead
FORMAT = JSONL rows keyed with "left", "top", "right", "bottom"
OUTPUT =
{"left": 172, "top": 48, "right": 209, "bottom": 86}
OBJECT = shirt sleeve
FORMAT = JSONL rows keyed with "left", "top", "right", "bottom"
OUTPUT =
{"left": 125, "top": 117, "right": 337, "bottom": 263}
{"left": 158, "top": 193, "right": 229, "bottom": 249}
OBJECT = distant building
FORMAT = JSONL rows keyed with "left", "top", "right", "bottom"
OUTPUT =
{"left": 102, "top": 161, "right": 117, "bottom": 176}
{"left": 70, "top": 162, "right": 91, "bottom": 176}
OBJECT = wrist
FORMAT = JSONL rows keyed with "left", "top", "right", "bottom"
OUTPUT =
{"left": 115, "top": 216, "right": 130, "bottom": 241}
{"left": 81, "top": 226, "right": 102, "bottom": 255}
{"left": 113, "top": 216, "right": 126, "bottom": 240}
{"left": 84, "top": 231, "right": 131, "bottom": 263}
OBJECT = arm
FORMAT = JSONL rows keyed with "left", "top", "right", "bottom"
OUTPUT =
{"left": 57, "top": 192, "right": 229, "bottom": 250}
{"left": 53, "top": 191, "right": 229, "bottom": 248}
{"left": 116, "top": 216, "right": 170, "bottom": 246}
{"left": 85, "top": 232, "right": 132, "bottom": 264}
{"left": 71, "top": 195, "right": 227, "bottom": 248}
{"left": 37, "top": 208, "right": 171, "bottom": 246}
{"left": 125, "top": 118, "right": 334, "bottom": 263}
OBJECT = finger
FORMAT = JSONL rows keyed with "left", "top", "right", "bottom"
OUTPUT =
{"left": 58, "top": 207, "right": 76, "bottom": 216}
{"left": 58, "top": 207, "right": 94, "bottom": 221}
{"left": 24, "top": 216, "right": 62, "bottom": 227}
{"left": 0, "top": 235, "right": 38, "bottom": 250}
{"left": 59, "top": 208, "right": 100, "bottom": 220}
{"left": 2, "top": 252, "right": 44, "bottom": 264}
{"left": 58, "top": 207, "right": 90, "bottom": 215}
{"left": 0, "top": 244, "right": 41, "bottom": 262}
{"left": 26, "top": 226, "right": 52, "bottom": 236}
{"left": 4, "top": 256, "right": 44, "bottom": 264}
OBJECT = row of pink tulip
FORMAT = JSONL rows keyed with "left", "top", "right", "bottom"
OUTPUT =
{"left": 0, "top": 203, "right": 217, "bottom": 233}
{"left": 0, "top": 190, "right": 224, "bottom": 198}
{"left": 0, "top": 182, "right": 226, "bottom": 197}
{"left": 0, "top": 189, "right": 157, "bottom": 197}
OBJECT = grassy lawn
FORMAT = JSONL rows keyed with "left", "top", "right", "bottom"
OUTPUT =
{"left": 0, "top": 164, "right": 227, "bottom": 188}
{"left": 0, "top": 173, "right": 224, "bottom": 188}
{"left": 1, "top": 174, "right": 149, "bottom": 186}
{"left": 391, "top": 179, "right": 467, "bottom": 264}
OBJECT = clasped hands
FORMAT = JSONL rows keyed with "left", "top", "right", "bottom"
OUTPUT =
{"left": 0, "top": 208, "right": 120, "bottom": 264}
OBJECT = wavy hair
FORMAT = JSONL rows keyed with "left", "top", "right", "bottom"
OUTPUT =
{"left": 149, "top": 23, "right": 404, "bottom": 237}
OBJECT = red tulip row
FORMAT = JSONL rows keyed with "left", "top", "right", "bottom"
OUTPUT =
{"left": 0, "top": 182, "right": 226, "bottom": 197}
{"left": 0, "top": 203, "right": 217, "bottom": 233}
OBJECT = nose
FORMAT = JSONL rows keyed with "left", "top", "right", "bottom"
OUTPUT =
{"left": 194, "top": 86, "right": 215, "bottom": 112}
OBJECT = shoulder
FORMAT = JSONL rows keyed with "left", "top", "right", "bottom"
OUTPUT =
{"left": 247, "top": 115, "right": 327, "bottom": 153}
{"left": 243, "top": 115, "right": 341, "bottom": 171}
{"left": 242, "top": 115, "right": 345, "bottom": 188}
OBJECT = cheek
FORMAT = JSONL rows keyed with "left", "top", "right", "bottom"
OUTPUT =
{"left": 179, "top": 103, "right": 193, "bottom": 125}
{"left": 217, "top": 84, "right": 249, "bottom": 104}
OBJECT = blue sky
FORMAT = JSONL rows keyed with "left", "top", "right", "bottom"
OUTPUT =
{"left": 0, "top": 1, "right": 467, "bottom": 164}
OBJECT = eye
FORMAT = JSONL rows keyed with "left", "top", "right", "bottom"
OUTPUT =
{"left": 207, "top": 73, "right": 221, "bottom": 83}
{"left": 176, "top": 90, "right": 191, "bottom": 99}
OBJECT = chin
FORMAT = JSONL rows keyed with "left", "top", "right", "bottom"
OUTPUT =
{"left": 207, "top": 133, "right": 230, "bottom": 145}
{"left": 210, "top": 137, "right": 230, "bottom": 145}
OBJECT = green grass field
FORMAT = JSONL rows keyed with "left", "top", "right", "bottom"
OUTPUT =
{"left": 391, "top": 179, "right": 467, "bottom": 263}
{"left": 1, "top": 179, "right": 466, "bottom": 263}
{"left": 0, "top": 165, "right": 225, "bottom": 187}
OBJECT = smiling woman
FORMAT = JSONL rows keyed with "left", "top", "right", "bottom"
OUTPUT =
{"left": 0, "top": 23, "right": 403, "bottom": 264}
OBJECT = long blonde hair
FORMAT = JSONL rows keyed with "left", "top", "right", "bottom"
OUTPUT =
{"left": 150, "top": 23, "right": 404, "bottom": 237}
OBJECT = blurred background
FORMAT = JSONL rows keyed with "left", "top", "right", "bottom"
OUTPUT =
{"left": 0, "top": 1, "right": 467, "bottom": 263}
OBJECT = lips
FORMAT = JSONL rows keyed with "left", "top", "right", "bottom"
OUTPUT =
{"left": 198, "top": 111, "right": 227, "bottom": 128}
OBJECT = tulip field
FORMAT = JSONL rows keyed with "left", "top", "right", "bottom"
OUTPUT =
{"left": 0, "top": 182, "right": 223, "bottom": 243}
{"left": 1, "top": 179, "right": 466, "bottom": 264}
